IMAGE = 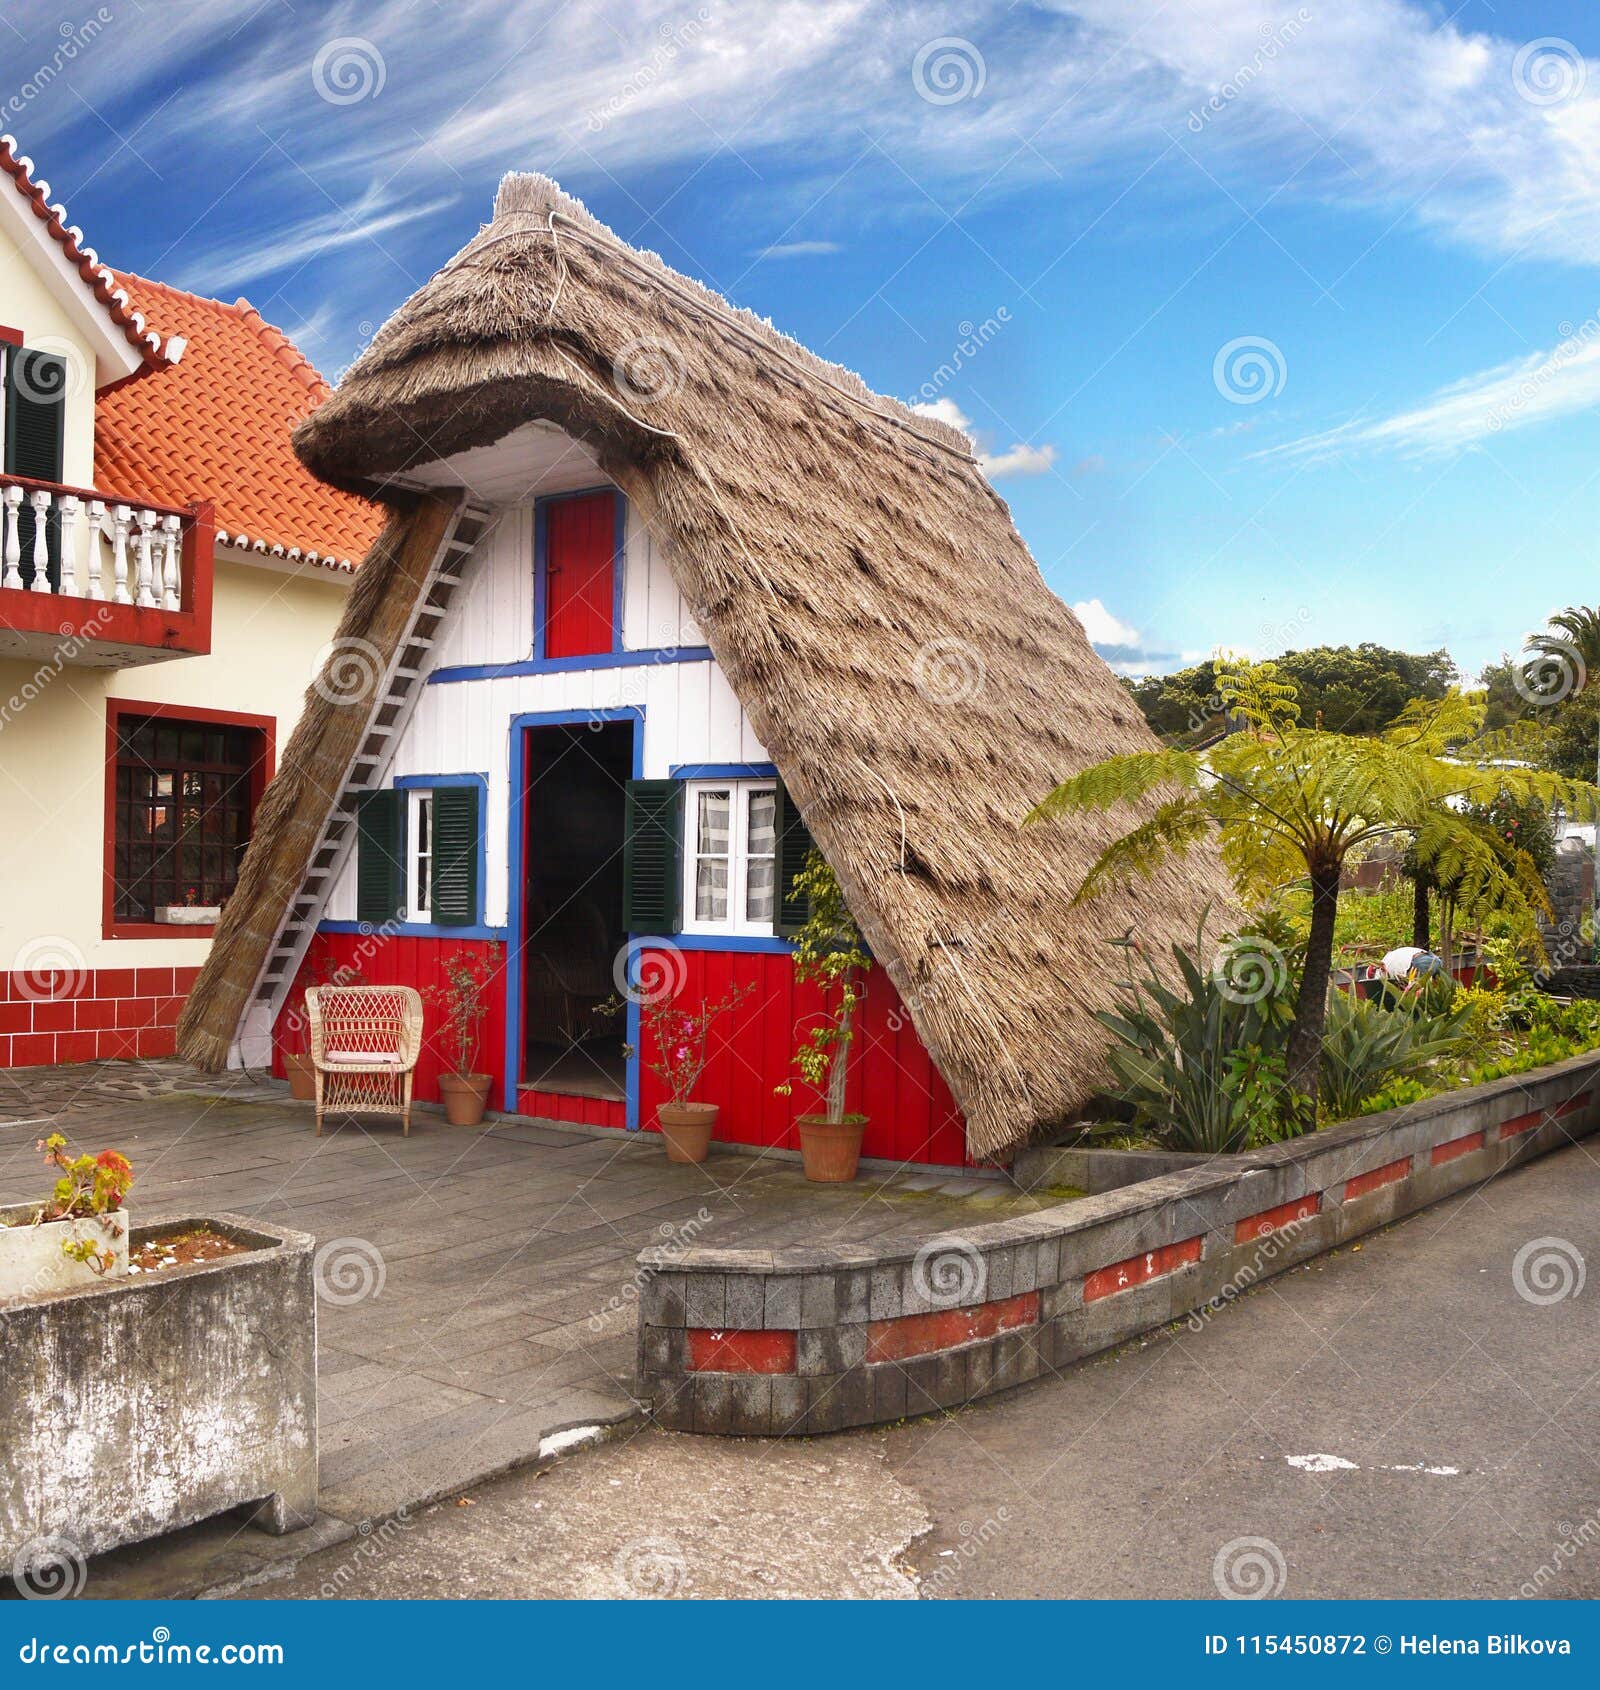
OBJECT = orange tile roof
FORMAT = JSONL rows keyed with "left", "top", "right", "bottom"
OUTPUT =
{"left": 1, "top": 134, "right": 180, "bottom": 371}
{"left": 95, "top": 276, "right": 385, "bottom": 571}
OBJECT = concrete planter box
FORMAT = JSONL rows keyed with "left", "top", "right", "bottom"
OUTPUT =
{"left": 0, "top": 1204, "right": 130, "bottom": 1299}
{"left": 0, "top": 1212, "right": 317, "bottom": 1574}
{"left": 154, "top": 904, "right": 221, "bottom": 926}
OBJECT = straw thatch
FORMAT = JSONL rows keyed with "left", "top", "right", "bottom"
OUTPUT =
{"left": 188, "top": 172, "right": 1235, "bottom": 1157}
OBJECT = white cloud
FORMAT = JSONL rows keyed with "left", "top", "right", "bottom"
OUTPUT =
{"left": 1258, "top": 329, "right": 1600, "bottom": 461}
{"left": 753, "top": 240, "right": 842, "bottom": 258}
{"left": 980, "top": 442, "right": 1058, "bottom": 478}
{"left": 908, "top": 398, "right": 972, "bottom": 432}
{"left": 1073, "top": 598, "right": 1142, "bottom": 647}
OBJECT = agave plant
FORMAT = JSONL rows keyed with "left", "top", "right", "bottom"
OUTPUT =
{"left": 1317, "top": 988, "right": 1469, "bottom": 1124}
{"left": 1094, "top": 919, "right": 1296, "bottom": 1155}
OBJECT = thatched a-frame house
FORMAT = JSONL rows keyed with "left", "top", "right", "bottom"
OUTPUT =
{"left": 178, "top": 173, "right": 1231, "bottom": 1163}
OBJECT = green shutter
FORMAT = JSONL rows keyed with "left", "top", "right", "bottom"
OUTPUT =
{"left": 775, "top": 780, "right": 817, "bottom": 939}
{"left": 5, "top": 350, "right": 66, "bottom": 588}
{"left": 430, "top": 787, "right": 480, "bottom": 927}
{"left": 4, "top": 350, "right": 66, "bottom": 480}
{"left": 355, "top": 790, "right": 407, "bottom": 926}
{"left": 623, "top": 778, "right": 680, "bottom": 933}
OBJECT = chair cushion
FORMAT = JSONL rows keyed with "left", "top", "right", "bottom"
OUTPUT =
{"left": 325, "top": 1048, "right": 401, "bottom": 1065}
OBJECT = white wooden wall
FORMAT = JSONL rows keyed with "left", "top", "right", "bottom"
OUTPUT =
{"left": 323, "top": 487, "right": 768, "bottom": 929}
{"left": 430, "top": 496, "right": 705, "bottom": 670}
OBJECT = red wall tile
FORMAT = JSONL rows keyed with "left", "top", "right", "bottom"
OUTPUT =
{"left": 1083, "top": 1236, "right": 1204, "bottom": 1303}
{"left": 685, "top": 1329, "right": 798, "bottom": 1374}
{"left": 1234, "top": 1194, "right": 1320, "bottom": 1245}
{"left": 1431, "top": 1130, "right": 1485, "bottom": 1165}
{"left": 1343, "top": 1156, "right": 1412, "bottom": 1201}
{"left": 865, "top": 1291, "right": 1040, "bottom": 1363}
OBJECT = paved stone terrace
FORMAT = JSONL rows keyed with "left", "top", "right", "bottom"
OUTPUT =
{"left": 0, "top": 1061, "right": 1057, "bottom": 1539}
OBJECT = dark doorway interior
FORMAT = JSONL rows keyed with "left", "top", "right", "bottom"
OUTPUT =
{"left": 521, "top": 722, "right": 631, "bottom": 1099}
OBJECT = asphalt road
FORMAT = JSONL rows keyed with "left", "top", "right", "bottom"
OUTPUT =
{"left": 234, "top": 1138, "right": 1600, "bottom": 1601}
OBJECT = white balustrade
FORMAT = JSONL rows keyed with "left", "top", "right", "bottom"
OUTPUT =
{"left": 0, "top": 474, "right": 188, "bottom": 611}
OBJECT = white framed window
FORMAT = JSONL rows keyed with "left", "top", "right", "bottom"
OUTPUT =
{"left": 406, "top": 788, "right": 434, "bottom": 923}
{"left": 682, "top": 779, "right": 778, "bottom": 936}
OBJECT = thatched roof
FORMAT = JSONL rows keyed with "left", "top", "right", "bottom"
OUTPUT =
{"left": 189, "top": 172, "right": 1234, "bottom": 1158}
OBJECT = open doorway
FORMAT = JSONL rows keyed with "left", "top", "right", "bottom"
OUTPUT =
{"left": 519, "top": 720, "right": 632, "bottom": 1099}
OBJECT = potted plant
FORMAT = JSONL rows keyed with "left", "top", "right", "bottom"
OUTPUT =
{"left": 427, "top": 945, "right": 502, "bottom": 1126}
{"left": 0, "top": 1135, "right": 133, "bottom": 1298}
{"left": 626, "top": 980, "right": 754, "bottom": 1162}
{"left": 777, "top": 850, "right": 873, "bottom": 1181}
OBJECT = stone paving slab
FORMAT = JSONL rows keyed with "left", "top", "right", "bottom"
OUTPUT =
{"left": 0, "top": 1058, "right": 1057, "bottom": 1597}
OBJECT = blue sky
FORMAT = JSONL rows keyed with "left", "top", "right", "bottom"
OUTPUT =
{"left": 5, "top": 0, "right": 1600, "bottom": 679}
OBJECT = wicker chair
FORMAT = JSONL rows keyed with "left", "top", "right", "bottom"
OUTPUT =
{"left": 305, "top": 986, "right": 424, "bottom": 1136}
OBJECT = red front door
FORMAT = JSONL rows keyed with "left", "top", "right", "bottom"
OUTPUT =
{"left": 543, "top": 493, "right": 616, "bottom": 659}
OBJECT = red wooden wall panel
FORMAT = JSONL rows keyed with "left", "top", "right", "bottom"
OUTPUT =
{"left": 635, "top": 948, "right": 969, "bottom": 1166}
{"left": 273, "top": 933, "right": 969, "bottom": 1165}
{"left": 272, "top": 931, "right": 509, "bottom": 1109}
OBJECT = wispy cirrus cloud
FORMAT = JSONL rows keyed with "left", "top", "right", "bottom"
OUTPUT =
{"left": 1257, "top": 327, "right": 1600, "bottom": 462}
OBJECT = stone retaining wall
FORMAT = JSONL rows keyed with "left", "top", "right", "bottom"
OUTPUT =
{"left": 636, "top": 1053, "right": 1600, "bottom": 1436}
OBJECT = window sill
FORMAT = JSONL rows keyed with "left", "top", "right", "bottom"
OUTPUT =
{"left": 104, "top": 921, "right": 218, "bottom": 941}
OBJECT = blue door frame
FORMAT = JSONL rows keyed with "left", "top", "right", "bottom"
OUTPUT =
{"left": 504, "top": 707, "right": 646, "bottom": 1128}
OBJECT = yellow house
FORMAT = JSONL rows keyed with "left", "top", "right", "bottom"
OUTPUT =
{"left": 0, "top": 133, "right": 381, "bottom": 1068}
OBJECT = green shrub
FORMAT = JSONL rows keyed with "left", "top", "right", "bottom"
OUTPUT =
{"left": 1318, "top": 989, "right": 1469, "bottom": 1123}
{"left": 1094, "top": 920, "right": 1297, "bottom": 1154}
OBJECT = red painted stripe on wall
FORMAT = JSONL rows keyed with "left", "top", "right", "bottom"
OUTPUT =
{"left": 864, "top": 1291, "right": 1040, "bottom": 1364}
{"left": 685, "top": 1329, "right": 798, "bottom": 1374}
{"left": 1431, "top": 1130, "right": 1485, "bottom": 1165}
{"left": 1343, "top": 1156, "right": 1411, "bottom": 1201}
{"left": 1233, "top": 1194, "right": 1320, "bottom": 1245}
{"left": 1082, "top": 1236, "right": 1204, "bottom": 1304}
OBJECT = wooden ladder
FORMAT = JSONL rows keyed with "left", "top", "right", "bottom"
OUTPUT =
{"left": 235, "top": 498, "right": 496, "bottom": 1064}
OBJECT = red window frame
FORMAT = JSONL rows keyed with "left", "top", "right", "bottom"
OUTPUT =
{"left": 102, "top": 699, "right": 275, "bottom": 940}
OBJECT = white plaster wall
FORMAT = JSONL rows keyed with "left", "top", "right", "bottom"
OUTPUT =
{"left": 0, "top": 214, "right": 97, "bottom": 489}
{"left": 0, "top": 552, "right": 348, "bottom": 971}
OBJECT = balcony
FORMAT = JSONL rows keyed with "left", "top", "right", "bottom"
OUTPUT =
{"left": 0, "top": 472, "right": 214, "bottom": 668}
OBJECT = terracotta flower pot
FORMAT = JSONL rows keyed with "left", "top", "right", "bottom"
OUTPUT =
{"left": 797, "top": 1114, "right": 867, "bottom": 1183}
{"left": 658, "top": 1102, "right": 718, "bottom": 1163}
{"left": 439, "top": 1073, "right": 493, "bottom": 1127}
{"left": 284, "top": 1051, "right": 316, "bottom": 1102}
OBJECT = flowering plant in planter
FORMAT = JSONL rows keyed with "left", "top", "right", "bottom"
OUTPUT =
{"left": 0, "top": 1136, "right": 135, "bottom": 1287}
{"left": 776, "top": 850, "right": 873, "bottom": 1181}
{"left": 425, "top": 945, "right": 503, "bottom": 1126}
